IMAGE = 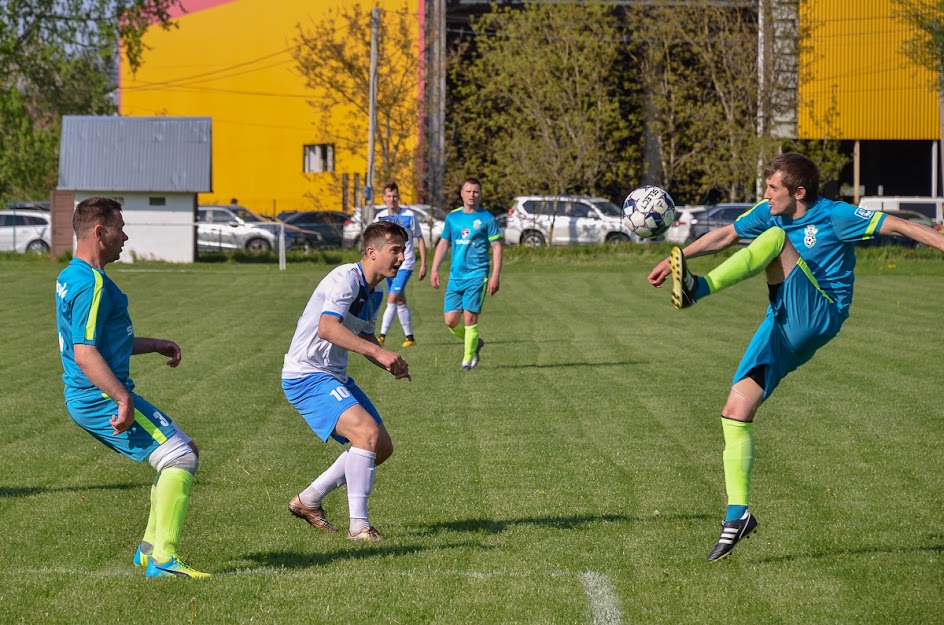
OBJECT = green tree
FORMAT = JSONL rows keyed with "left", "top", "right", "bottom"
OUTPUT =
{"left": 448, "top": 1, "right": 635, "bottom": 211}
{"left": 0, "top": 1, "right": 180, "bottom": 203}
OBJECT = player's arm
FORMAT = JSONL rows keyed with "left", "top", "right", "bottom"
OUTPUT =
{"left": 132, "top": 337, "right": 181, "bottom": 367}
{"left": 648, "top": 224, "right": 741, "bottom": 287}
{"left": 318, "top": 314, "right": 409, "bottom": 378}
{"left": 430, "top": 237, "right": 450, "bottom": 289}
{"left": 73, "top": 344, "right": 135, "bottom": 433}
{"left": 416, "top": 235, "right": 427, "bottom": 280}
{"left": 877, "top": 214, "right": 944, "bottom": 252}
{"left": 488, "top": 240, "right": 502, "bottom": 295}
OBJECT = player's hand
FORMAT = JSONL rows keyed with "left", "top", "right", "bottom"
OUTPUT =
{"left": 648, "top": 258, "right": 671, "bottom": 288}
{"left": 110, "top": 397, "right": 135, "bottom": 435}
{"left": 391, "top": 357, "right": 412, "bottom": 381}
{"left": 430, "top": 271, "right": 440, "bottom": 289}
{"left": 488, "top": 275, "right": 500, "bottom": 296}
{"left": 154, "top": 339, "right": 181, "bottom": 367}
{"left": 418, "top": 264, "right": 427, "bottom": 281}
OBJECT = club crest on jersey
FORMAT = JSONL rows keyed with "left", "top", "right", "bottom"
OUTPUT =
{"left": 473, "top": 219, "right": 482, "bottom": 230}
{"left": 855, "top": 207, "right": 875, "bottom": 220}
{"left": 804, "top": 224, "right": 818, "bottom": 248}
{"left": 461, "top": 228, "right": 471, "bottom": 239}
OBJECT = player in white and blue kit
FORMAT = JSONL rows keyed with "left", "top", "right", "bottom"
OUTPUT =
{"left": 56, "top": 197, "right": 209, "bottom": 578}
{"left": 374, "top": 182, "right": 427, "bottom": 347}
{"left": 283, "top": 221, "right": 411, "bottom": 542}
{"left": 648, "top": 153, "right": 944, "bottom": 562}
{"left": 430, "top": 178, "right": 503, "bottom": 370}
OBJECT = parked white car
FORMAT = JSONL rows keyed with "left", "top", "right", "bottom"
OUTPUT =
{"left": 665, "top": 206, "right": 707, "bottom": 245}
{"left": 504, "top": 195, "right": 658, "bottom": 246}
{"left": 0, "top": 208, "right": 51, "bottom": 254}
{"left": 198, "top": 205, "right": 308, "bottom": 252}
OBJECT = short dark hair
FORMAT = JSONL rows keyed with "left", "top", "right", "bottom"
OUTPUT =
{"left": 763, "top": 153, "right": 820, "bottom": 202}
{"left": 363, "top": 220, "right": 408, "bottom": 251}
{"left": 73, "top": 197, "right": 123, "bottom": 238}
{"left": 462, "top": 177, "right": 482, "bottom": 189}
{"left": 383, "top": 182, "right": 399, "bottom": 193}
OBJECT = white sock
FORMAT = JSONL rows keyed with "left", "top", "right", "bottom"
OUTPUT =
{"left": 397, "top": 303, "right": 413, "bottom": 336}
{"left": 381, "top": 304, "right": 398, "bottom": 335}
{"left": 345, "top": 446, "right": 376, "bottom": 533}
{"left": 299, "top": 450, "right": 348, "bottom": 507}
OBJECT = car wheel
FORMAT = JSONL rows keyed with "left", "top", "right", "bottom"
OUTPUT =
{"left": 245, "top": 238, "right": 271, "bottom": 252}
{"left": 521, "top": 231, "right": 545, "bottom": 247}
{"left": 26, "top": 240, "right": 50, "bottom": 254}
{"left": 605, "top": 233, "right": 630, "bottom": 244}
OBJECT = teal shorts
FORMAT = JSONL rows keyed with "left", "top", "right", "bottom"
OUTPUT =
{"left": 65, "top": 391, "right": 178, "bottom": 462}
{"left": 733, "top": 262, "right": 846, "bottom": 399}
{"left": 444, "top": 276, "right": 488, "bottom": 314}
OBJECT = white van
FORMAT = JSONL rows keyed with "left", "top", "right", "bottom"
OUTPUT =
{"left": 858, "top": 196, "right": 944, "bottom": 224}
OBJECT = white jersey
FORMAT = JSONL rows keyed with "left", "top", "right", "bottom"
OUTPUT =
{"left": 282, "top": 262, "right": 384, "bottom": 382}
{"left": 374, "top": 207, "right": 423, "bottom": 271}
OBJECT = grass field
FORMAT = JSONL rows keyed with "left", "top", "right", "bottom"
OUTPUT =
{"left": 0, "top": 246, "right": 942, "bottom": 624}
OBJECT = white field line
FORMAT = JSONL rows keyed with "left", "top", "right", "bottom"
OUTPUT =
{"left": 579, "top": 571, "right": 624, "bottom": 625}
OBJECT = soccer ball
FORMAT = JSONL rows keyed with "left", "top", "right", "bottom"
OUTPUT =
{"left": 622, "top": 185, "right": 676, "bottom": 239}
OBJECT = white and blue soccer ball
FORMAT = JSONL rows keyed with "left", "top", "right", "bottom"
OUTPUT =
{"left": 622, "top": 185, "right": 676, "bottom": 239}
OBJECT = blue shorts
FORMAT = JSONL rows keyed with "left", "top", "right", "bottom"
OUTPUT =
{"left": 282, "top": 374, "right": 382, "bottom": 444}
{"left": 444, "top": 276, "right": 488, "bottom": 314}
{"left": 733, "top": 260, "right": 846, "bottom": 399}
{"left": 385, "top": 269, "right": 413, "bottom": 296}
{"left": 65, "top": 391, "right": 178, "bottom": 462}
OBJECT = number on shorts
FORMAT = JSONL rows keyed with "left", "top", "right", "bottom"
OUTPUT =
{"left": 330, "top": 386, "right": 351, "bottom": 402}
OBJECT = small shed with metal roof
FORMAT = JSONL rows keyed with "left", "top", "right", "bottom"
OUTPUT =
{"left": 54, "top": 116, "right": 212, "bottom": 262}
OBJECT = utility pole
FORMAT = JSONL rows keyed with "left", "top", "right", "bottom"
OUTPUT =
{"left": 365, "top": 7, "right": 380, "bottom": 225}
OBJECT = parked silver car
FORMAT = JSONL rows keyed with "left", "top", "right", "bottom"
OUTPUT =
{"left": 504, "top": 195, "right": 657, "bottom": 246}
{"left": 198, "top": 205, "right": 306, "bottom": 252}
{"left": 0, "top": 208, "right": 51, "bottom": 254}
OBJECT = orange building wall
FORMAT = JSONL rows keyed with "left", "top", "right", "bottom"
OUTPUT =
{"left": 119, "top": 0, "right": 421, "bottom": 215}
{"left": 799, "top": 0, "right": 940, "bottom": 140}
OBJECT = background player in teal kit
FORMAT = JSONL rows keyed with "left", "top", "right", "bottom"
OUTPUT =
{"left": 648, "top": 153, "right": 944, "bottom": 562}
{"left": 55, "top": 197, "right": 209, "bottom": 578}
{"left": 430, "top": 178, "right": 503, "bottom": 370}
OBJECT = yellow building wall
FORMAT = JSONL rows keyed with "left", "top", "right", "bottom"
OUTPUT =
{"left": 120, "top": 0, "right": 421, "bottom": 215}
{"left": 799, "top": 0, "right": 940, "bottom": 140}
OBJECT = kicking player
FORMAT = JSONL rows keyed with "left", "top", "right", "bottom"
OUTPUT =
{"left": 648, "top": 152, "right": 944, "bottom": 562}
{"left": 430, "top": 178, "right": 503, "bottom": 370}
{"left": 56, "top": 197, "right": 209, "bottom": 578}
{"left": 282, "top": 221, "right": 411, "bottom": 542}
{"left": 374, "top": 182, "right": 427, "bottom": 347}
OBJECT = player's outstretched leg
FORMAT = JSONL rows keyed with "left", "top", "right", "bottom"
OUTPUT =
{"left": 288, "top": 450, "right": 346, "bottom": 532}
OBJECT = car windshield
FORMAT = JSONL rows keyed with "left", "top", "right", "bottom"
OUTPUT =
{"left": 590, "top": 200, "right": 622, "bottom": 218}
{"left": 231, "top": 207, "right": 264, "bottom": 223}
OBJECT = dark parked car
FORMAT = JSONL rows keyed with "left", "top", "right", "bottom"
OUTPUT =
{"left": 278, "top": 211, "right": 354, "bottom": 248}
{"left": 688, "top": 202, "right": 757, "bottom": 241}
{"left": 860, "top": 210, "right": 942, "bottom": 248}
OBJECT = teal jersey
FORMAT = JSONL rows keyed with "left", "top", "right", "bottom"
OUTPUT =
{"left": 734, "top": 197, "right": 885, "bottom": 313}
{"left": 56, "top": 258, "right": 135, "bottom": 400}
{"left": 441, "top": 207, "right": 501, "bottom": 279}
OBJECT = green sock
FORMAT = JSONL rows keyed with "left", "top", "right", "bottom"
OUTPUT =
{"left": 141, "top": 474, "right": 159, "bottom": 549}
{"left": 449, "top": 324, "right": 465, "bottom": 340}
{"left": 463, "top": 324, "right": 480, "bottom": 362}
{"left": 704, "top": 227, "right": 785, "bottom": 294}
{"left": 152, "top": 467, "right": 194, "bottom": 563}
{"left": 721, "top": 417, "right": 754, "bottom": 511}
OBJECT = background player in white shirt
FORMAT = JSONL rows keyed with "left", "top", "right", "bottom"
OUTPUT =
{"left": 374, "top": 182, "right": 427, "bottom": 347}
{"left": 282, "top": 221, "right": 411, "bottom": 541}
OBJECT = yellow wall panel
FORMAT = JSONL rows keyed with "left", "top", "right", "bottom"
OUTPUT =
{"left": 799, "top": 0, "right": 940, "bottom": 140}
{"left": 120, "top": 0, "right": 420, "bottom": 215}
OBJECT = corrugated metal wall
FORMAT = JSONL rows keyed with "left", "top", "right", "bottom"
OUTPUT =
{"left": 799, "top": 0, "right": 940, "bottom": 140}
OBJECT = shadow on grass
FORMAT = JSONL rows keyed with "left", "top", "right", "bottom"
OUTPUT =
{"left": 0, "top": 483, "right": 141, "bottom": 498}
{"left": 494, "top": 360, "right": 647, "bottom": 370}
{"left": 229, "top": 540, "right": 486, "bottom": 572}
{"left": 754, "top": 542, "right": 944, "bottom": 565}
{"left": 417, "top": 512, "right": 712, "bottom": 536}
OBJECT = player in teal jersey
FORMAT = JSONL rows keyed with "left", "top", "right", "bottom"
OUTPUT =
{"left": 55, "top": 197, "right": 209, "bottom": 578}
{"left": 648, "top": 153, "right": 944, "bottom": 562}
{"left": 430, "top": 178, "right": 503, "bottom": 370}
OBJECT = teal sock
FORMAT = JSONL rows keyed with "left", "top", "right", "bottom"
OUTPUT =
{"left": 725, "top": 505, "right": 748, "bottom": 523}
{"left": 694, "top": 276, "right": 711, "bottom": 300}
